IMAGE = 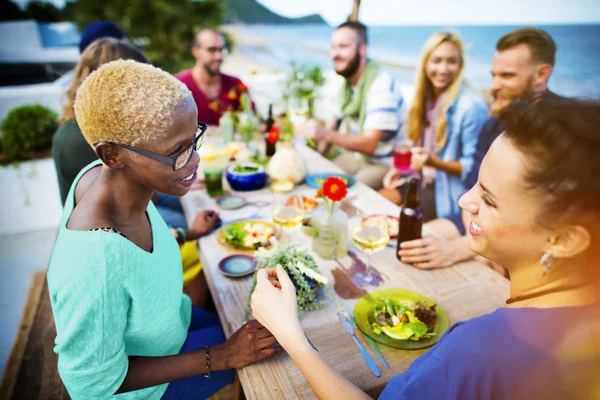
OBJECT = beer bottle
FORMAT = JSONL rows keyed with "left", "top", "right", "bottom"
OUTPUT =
{"left": 396, "top": 177, "right": 423, "bottom": 261}
{"left": 265, "top": 104, "right": 276, "bottom": 157}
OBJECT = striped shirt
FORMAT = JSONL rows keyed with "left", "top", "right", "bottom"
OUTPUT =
{"left": 338, "top": 71, "right": 406, "bottom": 165}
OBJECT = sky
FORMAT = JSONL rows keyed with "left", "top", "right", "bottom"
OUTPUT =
{"left": 258, "top": 0, "right": 600, "bottom": 26}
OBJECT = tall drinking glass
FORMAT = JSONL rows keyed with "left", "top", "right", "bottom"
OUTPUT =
{"left": 351, "top": 214, "right": 389, "bottom": 287}
{"left": 393, "top": 139, "right": 414, "bottom": 173}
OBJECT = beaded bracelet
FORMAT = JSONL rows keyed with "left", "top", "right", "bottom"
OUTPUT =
{"left": 204, "top": 346, "right": 212, "bottom": 379}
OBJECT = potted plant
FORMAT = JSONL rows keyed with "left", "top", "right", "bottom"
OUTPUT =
{"left": 0, "top": 104, "right": 58, "bottom": 162}
{"left": 246, "top": 240, "right": 329, "bottom": 315}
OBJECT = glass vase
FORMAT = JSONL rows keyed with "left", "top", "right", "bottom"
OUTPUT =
{"left": 312, "top": 203, "right": 348, "bottom": 260}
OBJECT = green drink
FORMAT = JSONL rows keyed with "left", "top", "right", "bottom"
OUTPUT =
{"left": 205, "top": 169, "right": 224, "bottom": 197}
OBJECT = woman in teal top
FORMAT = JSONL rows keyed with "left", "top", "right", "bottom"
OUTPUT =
{"left": 47, "top": 60, "right": 280, "bottom": 399}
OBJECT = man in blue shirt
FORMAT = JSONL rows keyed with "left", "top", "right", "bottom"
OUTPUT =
{"left": 398, "top": 28, "right": 560, "bottom": 273}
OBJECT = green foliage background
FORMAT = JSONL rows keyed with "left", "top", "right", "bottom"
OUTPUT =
{"left": 62, "top": 0, "right": 226, "bottom": 73}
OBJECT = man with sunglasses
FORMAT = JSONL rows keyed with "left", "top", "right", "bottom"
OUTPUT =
{"left": 176, "top": 29, "right": 253, "bottom": 126}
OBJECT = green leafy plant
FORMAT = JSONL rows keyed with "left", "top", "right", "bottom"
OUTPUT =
{"left": 247, "top": 241, "right": 328, "bottom": 313}
{"left": 285, "top": 62, "right": 325, "bottom": 118}
{"left": 1, "top": 104, "right": 58, "bottom": 161}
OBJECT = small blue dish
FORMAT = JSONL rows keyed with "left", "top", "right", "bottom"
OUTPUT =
{"left": 218, "top": 255, "right": 257, "bottom": 278}
{"left": 226, "top": 162, "right": 267, "bottom": 192}
{"left": 216, "top": 195, "right": 247, "bottom": 210}
{"left": 305, "top": 173, "right": 356, "bottom": 189}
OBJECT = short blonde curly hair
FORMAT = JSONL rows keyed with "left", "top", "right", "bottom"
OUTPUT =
{"left": 74, "top": 59, "right": 194, "bottom": 147}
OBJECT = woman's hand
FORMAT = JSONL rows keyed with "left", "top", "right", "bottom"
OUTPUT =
{"left": 215, "top": 320, "right": 282, "bottom": 369}
{"left": 410, "top": 147, "right": 431, "bottom": 171}
{"left": 187, "top": 210, "right": 220, "bottom": 240}
{"left": 251, "top": 266, "right": 305, "bottom": 346}
{"left": 383, "top": 167, "right": 404, "bottom": 189}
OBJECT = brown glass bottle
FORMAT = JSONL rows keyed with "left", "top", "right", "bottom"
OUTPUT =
{"left": 265, "top": 104, "right": 276, "bottom": 157}
{"left": 396, "top": 177, "right": 423, "bottom": 260}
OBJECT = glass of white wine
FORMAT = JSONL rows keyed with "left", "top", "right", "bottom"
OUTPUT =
{"left": 351, "top": 214, "right": 389, "bottom": 287}
{"left": 272, "top": 194, "right": 305, "bottom": 243}
{"left": 287, "top": 96, "right": 310, "bottom": 126}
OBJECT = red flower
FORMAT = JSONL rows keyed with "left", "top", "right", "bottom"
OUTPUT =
{"left": 227, "top": 89, "right": 238, "bottom": 100}
{"left": 237, "top": 82, "right": 248, "bottom": 91}
{"left": 321, "top": 177, "right": 347, "bottom": 202}
{"left": 266, "top": 125, "right": 280, "bottom": 144}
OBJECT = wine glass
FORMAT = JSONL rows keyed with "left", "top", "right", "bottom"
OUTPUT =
{"left": 288, "top": 96, "right": 309, "bottom": 126}
{"left": 351, "top": 214, "right": 390, "bottom": 287}
{"left": 272, "top": 194, "right": 305, "bottom": 243}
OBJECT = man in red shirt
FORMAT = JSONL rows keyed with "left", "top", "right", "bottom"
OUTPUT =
{"left": 176, "top": 29, "right": 251, "bottom": 125}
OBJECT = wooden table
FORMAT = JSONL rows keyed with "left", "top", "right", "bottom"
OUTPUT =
{"left": 181, "top": 143, "right": 510, "bottom": 399}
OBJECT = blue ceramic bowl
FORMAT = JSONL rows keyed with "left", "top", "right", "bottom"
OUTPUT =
{"left": 226, "top": 162, "right": 267, "bottom": 191}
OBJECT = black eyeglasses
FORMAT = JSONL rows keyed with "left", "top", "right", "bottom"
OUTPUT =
{"left": 100, "top": 122, "right": 207, "bottom": 171}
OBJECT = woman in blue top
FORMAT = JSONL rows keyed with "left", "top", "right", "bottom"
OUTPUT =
{"left": 47, "top": 60, "right": 280, "bottom": 400}
{"left": 251, "top": 99, "right": 600, "bottom": 399}
{"left": 380, "top": 31, "right": 488, "bottom": 234}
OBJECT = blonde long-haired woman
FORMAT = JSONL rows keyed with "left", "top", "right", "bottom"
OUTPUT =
{"left": 380, "top": 31, "right": 488, "bottom": 235}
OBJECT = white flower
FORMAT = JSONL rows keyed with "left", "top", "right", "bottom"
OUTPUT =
{"left": 295, "top": 261, "right": 329, "bottom": 285}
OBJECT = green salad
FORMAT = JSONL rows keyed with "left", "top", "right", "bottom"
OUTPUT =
{"left": 370, "top": 298, "right": 437, "bottom": 341}
{"left": 223, "top": 222, "right": 274, "bottom": 249}
{"left": 233, "top": 164, "right": 260, "bottom": 173}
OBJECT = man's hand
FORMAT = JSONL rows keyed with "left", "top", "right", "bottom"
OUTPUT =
{"left": 294, "top": 119, "right": 327, "bottom": 141}
{"left": 398, "top": 235, "right": 461, "bottom": 269}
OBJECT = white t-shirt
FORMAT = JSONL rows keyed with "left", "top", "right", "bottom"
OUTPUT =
{"left": 338, "top": 71, "right": 407, "bottom": 165}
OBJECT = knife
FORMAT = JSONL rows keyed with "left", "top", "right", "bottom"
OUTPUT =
{"left": 347, "top": 312, "right": 390, "bottom": 369}
{"left": 337, "top": 311, "right": 381, "bottom": 377}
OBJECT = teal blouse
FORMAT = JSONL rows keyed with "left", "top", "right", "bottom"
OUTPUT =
{"left": 48, "top": 160, "right": 192, "bottom": 399}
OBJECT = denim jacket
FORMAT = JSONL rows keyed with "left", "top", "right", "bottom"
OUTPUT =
{"left": 435, "top": 87, "right": 488, "bottom": 233}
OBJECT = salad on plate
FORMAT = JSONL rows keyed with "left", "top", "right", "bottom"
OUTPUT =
{"left": 223, "top": 222, "right": 275, "bottom": 249}
{"left": 371, "top": 298, "right": 437, "bottom": 341}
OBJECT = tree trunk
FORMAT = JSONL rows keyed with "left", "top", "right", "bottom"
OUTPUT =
{"left": 349, "top": 0, "right": 361, "bottom": 21}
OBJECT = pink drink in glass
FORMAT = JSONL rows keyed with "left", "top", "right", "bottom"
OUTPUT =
{"left": 393, "top": 142, "right": 412, "bottom": 173}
